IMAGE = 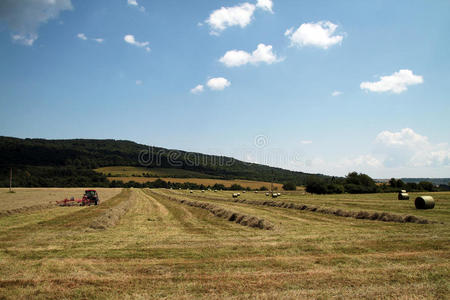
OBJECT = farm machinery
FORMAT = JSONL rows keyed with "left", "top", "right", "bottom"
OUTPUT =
{"left": 57, "top": 190, "right": 100, "bottom": 206}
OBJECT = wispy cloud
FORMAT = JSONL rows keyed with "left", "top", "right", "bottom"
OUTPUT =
{"left": 331, "top": 91, "right": 342, "bottom": 96}
{"left": 124, "top": 34, "right": 150, "bottom": 52}
{"left": 190, "top": 84, "right": 204, "bottom": 94}
{"left": 127, "top": 0, "right": 145, "bottom": 12}
{"left": 0, "top": 0, "right": 73, "bottom": 45}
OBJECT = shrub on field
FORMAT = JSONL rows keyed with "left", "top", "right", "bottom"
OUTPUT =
{"left": 282, "top": 182, "right": 296, "bottom": 191}
{"left": 230, "top": 184, "right": 244, "bottom": 190}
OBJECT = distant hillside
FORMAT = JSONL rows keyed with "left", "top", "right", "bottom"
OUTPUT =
{"left": 400, "top": 178, "right": 450, "bottom": 185}
{"left": 0, "top": 136, "right": 329, "bottom": 187}
{"left": 376, "top": 178, "right": 450, "bottom": 185}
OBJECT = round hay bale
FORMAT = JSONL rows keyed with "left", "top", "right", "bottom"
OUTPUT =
{"left": 415, "top": 196, "right": 435, "bottom": 209}
{"left": 398, "top": 192, "right": 410, "bottom": 200}
{"left": 265, "top": 192, "right": 269, "bottom": 196}
{"left": 400, "top": 190, "right": 407, "bottom": 193}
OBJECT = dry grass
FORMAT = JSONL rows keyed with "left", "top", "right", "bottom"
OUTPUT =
{"left": 109, "top": 176, "right": 284, "bottom": 190}
{"left": 95, "top": 166, "right": 214, "bottom": 178}
{"left": 0, "top": 188, "right": 122, "bottom": 215}
{"left": 0, "top": 188, "right": 449, "bottom": 299}
{"left": 147, "top": 189, "right": 273, "bottom": 230}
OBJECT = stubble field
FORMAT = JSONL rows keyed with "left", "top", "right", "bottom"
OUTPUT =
{"left": 0, "top": 188, "right": 448, "bottom": 299}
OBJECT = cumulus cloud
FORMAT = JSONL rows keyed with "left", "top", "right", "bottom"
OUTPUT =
{"left": 190, "top": 84, "right": 204, "bottom": 94}
{"left": 256, "top": 0, "right": 273, "bottom": 12}
{"left": 93, "top": 38, "right": 104, "bottom": 43}
{"left": 124, "top": 34, "right": 150, "bottom": 52}
{"left": 207, "top": 77, "right": 231, "bottom": 91}
{"left": 0, "top": 0, "right": 73, "bottom": 46}
{"left": 360, "top": 69, "right": 423, "bottom": 94}
{"left": 77, "top": 33, "right": 87, "bottom": 40}
{"left": 205, "top": 1, "right": 273, "bottom": 35}
{"left": 285, "top": 21, "right": 344, "bottom": 49}
{"left": 375, "top": 128, "right": 449, "bottom": 168}
{"left": 301, "top": 140, "right": 313, "bottom": 145}
{"left": 127, "top": 0, "right": 145, "bottom": 12}
{"left": 331, "top": 91, "right": 342, "bottom": 96}
{"left": 219, "top": 43, "right": 281, "bottom": 67}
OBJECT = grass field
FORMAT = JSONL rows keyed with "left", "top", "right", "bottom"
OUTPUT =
{"left": 0, "top": 188, "right": 448, "bottom": 299}
{"left": 108, "top": 176, "right": 285, "bottom": 190}
{"left": 95, "top": 166, "right": 218, "bottom": 179}
{"left": 0, "top": 188, "right": 122, "bottom": 213}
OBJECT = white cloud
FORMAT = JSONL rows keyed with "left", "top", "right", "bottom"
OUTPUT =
{"left": 124, "top": 35, "right": 150, "bottom": 52}
{"left": 219, "top": 44, "right": 281, "bottom": 67}
{"left": 206, "top": 3, "right": 255, "bottom": 34}
{"left": 205, "top": 1, "right": 272, "bottom": 35}
{"left": 77, "top": 34, "right": 104, "bottom": 44}
{"left": 135, "top": 80, "right": 143, "bottom": 85}
{"left": 12, "top": 34, "right": 37, "bottom": 46}
{"left": 375, "top": 128, "right": 450, "bottom": 168}
{"left": 127, "top": 0, "right": 145, "bottom": 12}
{"left": 256, "top": 0, "right": 273, "bottom": 13}
{"left": 301, "top": 140, "right": 313, "bottom": 145}
{"left": 339, "top": 154, "right": 383, "bottom": 169}
{"left": 190, "top": 84, "right": 204, "bottom": 94}
{"left": 331, "top": 91, "right": 342, "bottom": 96}
{"left": 0, "top": 0, "right": 73, "bottom": 46}
{"left": 207, "top": 77, "right": 231, "bottom": 91}
{"left": 360, "top": 69, "right": 423, "bottom": 94}
{"left": 77, "top": 33, "right": 87, "bottom": 40}
{"left": 285, "top": 21, "right": 344, "bottom": 49}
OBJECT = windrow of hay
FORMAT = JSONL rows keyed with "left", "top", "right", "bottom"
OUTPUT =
{"left": 89, "top": 189, "right": 137, "bottom": 230}
{"left": 147, "top": 190, "right": 274, "bottom": 230}
{"left": 232, "top": 199, "right": 434, "bottom": 224}
{"left": 0, "top": 203, "right": 56, "bottom": 218}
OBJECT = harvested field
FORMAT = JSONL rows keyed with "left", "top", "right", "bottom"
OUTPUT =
{"left": 0, "top": 188, "right": 449, "bottom": 299}
{"left": 95, "top": 166, "right": 216, "bottom": 178}
{"left": 0, "top": 188, "right": 122, "bottom": 216}
{"left": 147, "top": 189, "right": 273, "bottom": 229}
{"left": 230, "top": 199, "right": 433, "bottom": 224}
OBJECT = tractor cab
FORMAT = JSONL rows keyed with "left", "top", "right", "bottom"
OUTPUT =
{"left": 82, "top": 190, "right": 99, "bottom": 206}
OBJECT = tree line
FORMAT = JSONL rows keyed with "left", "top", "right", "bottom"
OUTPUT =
{"left": 305, "top": 172, "right": 442, "bottom": 194}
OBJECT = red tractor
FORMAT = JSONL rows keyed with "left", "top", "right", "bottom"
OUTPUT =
{"left": 56, "top": 190, "right": 100, "bottom": 206}
{"left": 80, "top": 190, "right": 99, "bottom": 206}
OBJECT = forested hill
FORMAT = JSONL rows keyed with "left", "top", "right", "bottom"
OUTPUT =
{"left": 0, "top": 136, "right": 328, "bottom": 187}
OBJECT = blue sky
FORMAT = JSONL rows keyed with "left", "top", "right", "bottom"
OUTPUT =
{"left": 0, "top": 0, "right": 449, "bottom": 178}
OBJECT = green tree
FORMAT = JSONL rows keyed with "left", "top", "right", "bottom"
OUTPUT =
{"left": 282, "top": 182, "right": 297, "bottom": 190}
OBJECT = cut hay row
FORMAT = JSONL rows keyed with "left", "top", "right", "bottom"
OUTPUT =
{"left": 146, "top": 190, "right": 274, "bottom": 230}
{"left": 89, "top": 189, "right": 137, "bottom": 230}
{"left": 0, "top": 203, "right": 56, "bottom": 218}
{"left": 232, "top": 199, "right": 434, "bottom": 224}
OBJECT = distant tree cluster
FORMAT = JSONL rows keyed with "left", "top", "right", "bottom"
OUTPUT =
{"left": 386, "top": 178, "right": 435, "bottom": 192}
{"left": 305, "top": 172, "right": 438, "bottom": 194}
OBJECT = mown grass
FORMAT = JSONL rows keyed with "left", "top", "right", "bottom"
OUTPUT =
{"left": 0, "top": 188, "right": 448, "bottom": 299}
{"left": 95, "top": 166, "right": 217, "bottom": 178}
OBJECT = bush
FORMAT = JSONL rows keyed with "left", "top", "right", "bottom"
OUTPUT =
{"left": 282, "top": 182, "right": 297, "bottom": 191}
